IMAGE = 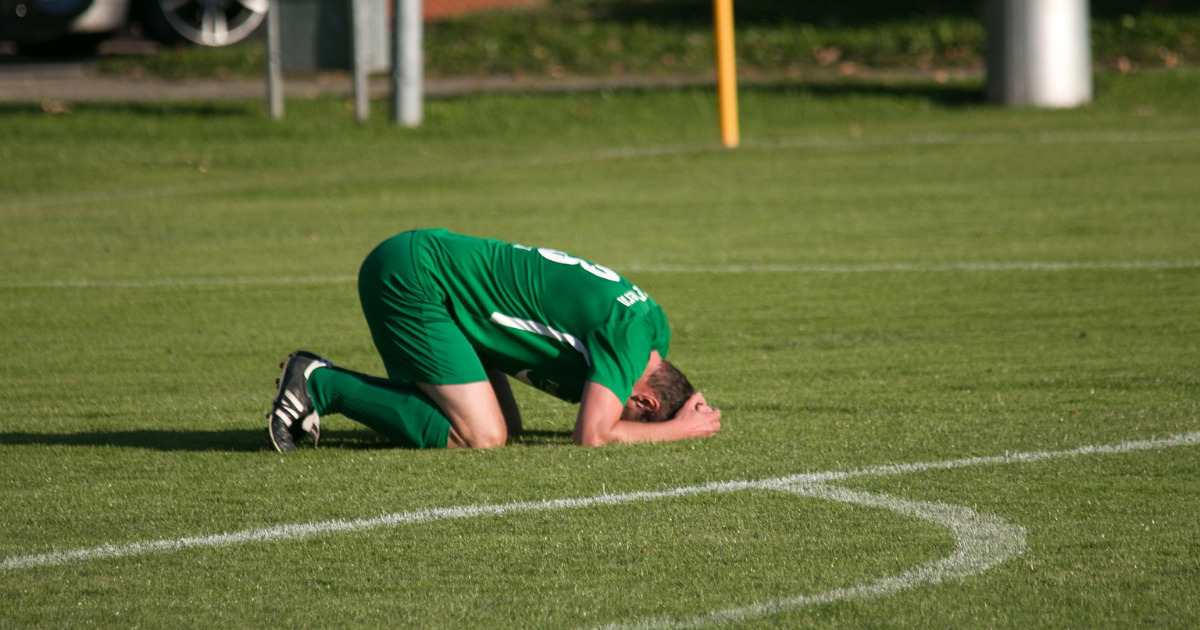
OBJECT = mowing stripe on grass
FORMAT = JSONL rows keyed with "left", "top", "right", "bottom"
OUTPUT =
{"left": 4, "top": 430, "right": 1195, "bottom": 572}
{"left": 3, "top": 260, "right": 1198, "bottom": 290}
{"left": 5, "top": 128, "right": 1198, "bottom": 212}
{"left": 0, "top": 275, "right": 359, "bottom": 290}
{"left": 563, "top": 128, "right": 1200, "bottom": 166}
{"left": 623, "top": 260, "right": 1200, "bottom": 274}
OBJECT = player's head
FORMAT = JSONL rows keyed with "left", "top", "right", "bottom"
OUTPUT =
{"left": 624, "top": 360, "right": 695, "bottom": 423}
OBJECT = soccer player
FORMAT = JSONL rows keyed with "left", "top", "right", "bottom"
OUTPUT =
{"left": 268, "top": 228, "right": 721, "bottom": 451}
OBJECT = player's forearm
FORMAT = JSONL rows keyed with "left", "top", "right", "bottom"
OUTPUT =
{"left": 575, "top": 385, "right": 722, "bottom": 446}
{"left": 604, "top": 418, "right": 707, "bottom": 445}
{"left": 576, "top": 416, "right": 711, "bottom": 446}
{"left": 573, "top": 381, "right": 625, "bottom": 446}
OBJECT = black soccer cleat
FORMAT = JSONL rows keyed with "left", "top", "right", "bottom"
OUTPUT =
{"left": 268, "top": 350, "right": 332, "bottom": 453}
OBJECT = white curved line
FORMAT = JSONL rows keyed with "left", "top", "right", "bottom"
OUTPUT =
{"left": 4, "top": 431, "right": 1193, "bottom": 574}
{"left": 8, "top": 433, "right": 1194, "bottom": 628}
{"left": 593, "top": 482, "right": 1026, "bottom": 629}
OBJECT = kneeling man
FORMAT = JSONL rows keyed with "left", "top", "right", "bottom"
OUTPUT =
{"left": 268, "top": 228, "right": 721, "bottom": 451}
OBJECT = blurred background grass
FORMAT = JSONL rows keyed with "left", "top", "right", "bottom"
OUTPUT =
{"left": 96, "top": 0, "right": 1200, "bottom": 79}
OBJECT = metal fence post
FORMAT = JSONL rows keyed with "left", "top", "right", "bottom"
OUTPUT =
{"left": 351, "top": 0, "right": 370, "bottom": 122}
{"left": 266, "top": 0, "right": 284, "bottom": 119}
{"left": 392, "top": 0, "right": 423, "bottom": 127}
{"left": 986, "top": 0, "right": 1093, "bottom": 108}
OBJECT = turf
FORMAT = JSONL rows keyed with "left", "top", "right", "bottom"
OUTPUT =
{"left": 2, "top": 70, "right": 1199, "bottom": 628}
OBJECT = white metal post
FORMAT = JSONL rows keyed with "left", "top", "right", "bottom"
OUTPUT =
{"left": 392, "top": 0, "right": 423, "bottom": 127}
{"left": 351, "top": 0, "right": 371, "bottom": 122}
{"left": 266, "top": 0, "right": 284, "bottom": 119}
{"left": 986, "top": 0, "right": 1092, "bottom": 108}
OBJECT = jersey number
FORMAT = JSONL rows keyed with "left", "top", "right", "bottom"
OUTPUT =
{"left": 537, "top": 248, "right": 621, "bottom": 282}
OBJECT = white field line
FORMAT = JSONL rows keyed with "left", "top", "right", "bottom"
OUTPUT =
{"left": 622, "top": 260, "right": 1200, "bottom": 274}
{"left": 546, "top": 128, "right": 1200, "bottom": 167}
{"left": 765, "top": 429, "right": 1200, "bottom": 487}
{"left": 748, "top": 128, "right": 1200, "bottom": 152}
{"left": 595, "top": 482, "right": 1027, "bottom": 630}
{"left": 592, "top": 430, "right": 1200, "bottom": 629}
{"left": 3, "top": 260, "right": 1198, "bottom": 290}
{"left": 4, "top": 430, "right": 1196, "bottom": 573}
{"left": 0, "top": 275, "right": 358, "bottom": 290}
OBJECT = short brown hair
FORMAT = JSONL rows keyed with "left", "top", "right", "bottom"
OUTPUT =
{"left": 642, "top": 360, "right": 695, "bottom": 423}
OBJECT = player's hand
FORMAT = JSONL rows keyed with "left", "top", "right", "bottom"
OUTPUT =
{"left": 671, "top": 392, "right": 721, "bottom": 438}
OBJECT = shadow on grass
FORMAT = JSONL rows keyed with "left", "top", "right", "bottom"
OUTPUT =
{"left": 0, "top": 101, "right": 259, "bottom": 118}
{"left": 0, "top": 428, "right": 574, "bottom": 451}
{"left": 1, "top": 75, "right": 987, "bottom": 120}
{"left": 1, "top": 429, "right": 282, "bottom": 452}
{"left": 510, "top": 429, "right": 576, "bottom": 447}
{"left": 743, "top": 79, "right": 987, "bottom": 108}
{"left": 427, "top": 78, "right": 988, "bottom": 110}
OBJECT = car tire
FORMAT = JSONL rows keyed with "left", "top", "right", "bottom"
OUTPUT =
{"left": 134, "top": 0, "right": 267, "bottom": 46}
{"left": 18, "top": 32, "right": 111, "bottom": 57}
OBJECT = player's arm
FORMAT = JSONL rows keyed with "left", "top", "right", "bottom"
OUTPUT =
{"left": 487, "top": 368, "right": 523, "bottom": 439}
{"left": 573, "top": 381, "right": 721, "bottom": 446}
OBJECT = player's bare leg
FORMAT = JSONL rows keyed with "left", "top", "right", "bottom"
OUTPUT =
{"left": 417, "top": 381, "right": 508, "bottom": 449}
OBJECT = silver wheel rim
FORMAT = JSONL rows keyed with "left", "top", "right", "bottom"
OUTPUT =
{"left": 158, "top": 0, "right": 267, "bottom": 46}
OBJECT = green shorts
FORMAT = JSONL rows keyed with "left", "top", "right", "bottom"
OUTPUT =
{"left": 357, "top": 231, "right": 488, "bottom": 385}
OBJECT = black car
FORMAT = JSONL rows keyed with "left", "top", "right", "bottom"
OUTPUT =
{"left": 1, "top": 0, "right": 265, "bottom": 54}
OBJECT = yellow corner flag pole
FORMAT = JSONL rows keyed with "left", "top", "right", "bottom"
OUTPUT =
{"left": 713, "top": 0, "right": 740, "bottom": 148}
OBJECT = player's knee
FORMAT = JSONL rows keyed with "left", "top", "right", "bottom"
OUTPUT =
{"left": 464, "top": 424, "right": 507, "bottom": 449}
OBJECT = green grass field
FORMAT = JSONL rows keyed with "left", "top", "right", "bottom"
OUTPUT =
{"left": 2, "top": 70, "right": 1199, "bottom": 628}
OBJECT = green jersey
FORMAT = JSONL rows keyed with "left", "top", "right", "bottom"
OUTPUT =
{"left": 407, "top": 229, "right": 671, "bottom": 404}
